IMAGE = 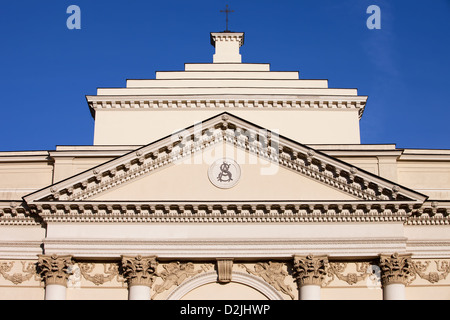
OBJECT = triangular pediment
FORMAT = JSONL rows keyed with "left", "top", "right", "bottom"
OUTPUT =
{"left": 23, "top": 112, "right": 427, "bottom": 205}
{"left": 91, "top": 142, "right": 357, "bottom": 202}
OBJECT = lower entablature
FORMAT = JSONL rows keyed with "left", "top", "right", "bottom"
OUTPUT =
{"left": 1, "top": 256, "right": 449, "bottom": 300}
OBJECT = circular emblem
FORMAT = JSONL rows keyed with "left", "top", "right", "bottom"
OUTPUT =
{"left": 208, "top": 158, "right": 241, "bottom": 189}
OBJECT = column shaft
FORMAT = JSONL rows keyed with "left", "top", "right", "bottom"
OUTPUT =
{"left": 128, "top": 285, "right": 152, "bottom": 300}
{"left": 299, "top": 284, "right": 321, "bottom": 300}
{"left": 45, "top": 284, "right": 67, "bottom": 300}
{"left": 383, "top": 283, "right": 406, "bottom": 300}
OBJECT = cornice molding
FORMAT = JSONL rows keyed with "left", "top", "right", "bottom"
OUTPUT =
{"left": 3, "top": 200, "right": 448, "bottom": 226}
{"left": 86, "top": 95, "right": 367, "bottom": 119}
{"left": 30, "top": 200, "right": 415, "bottom": 224}
{"left": 407, "top": 201, "right": 450, "bottom": 225}
{"left": 0, "top": 202, "right": 42, "bottom": 226}
{"left": 210, "top": 32, "right": 245, "bottom": 46}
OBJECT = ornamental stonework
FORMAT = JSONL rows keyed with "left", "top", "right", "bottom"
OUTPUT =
{"left": 37, "top": 254, "right": 73, "bottom": 286}
{"left": 0, "top": 261, "right": 39, "bottom": 285}
{"left": 326, "top": 262, "right": 373, "bottom": 286}
{"left": 240, "top": 261, "right": 295, "bottom": 300}
{"left": 379, "top": 253, "right": 413, "bottom": 286}
{"left": 77, "top": 263, "right": 123, "bottom": 286}
{"left": 412, "top": 260, "right": 450, "bottom": 284}
{"left": 152, "top": 262, "right": 209, "bottom": 299}
{"left": 293, "top": 255, "right": 329, "bottom": 287}
{"left": 121, "top": 255, "right": 158, "bottom": 287}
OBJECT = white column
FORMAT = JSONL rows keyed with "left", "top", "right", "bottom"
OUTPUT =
{"left": 122, "top": 255, "right": 158, "bottom": 301}
{"left": 293, "top": 255, "right": 329, "bottom": 301}
{"left": 128, "top": 285, "right": 152, "bottom": 300}
{"left": 383, "top": 283, "right": 406, "bottom": 300}
{"left": 38, "top": 254, "right": 73, "bottom": 301}
{"left": 45, "top": 284, "right": 67, "bottom": 300}
{"left": 298, "top": 284, "right": 321, "bottom": 300}
{"left": 379, "top": 253, "right": 412, "bottom": 301}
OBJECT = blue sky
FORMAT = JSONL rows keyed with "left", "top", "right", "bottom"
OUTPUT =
{"left": 0, "top": 0, "right": 449, "bottom": 151}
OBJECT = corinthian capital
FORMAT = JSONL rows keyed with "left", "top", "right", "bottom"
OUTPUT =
{"left": 37, "top": 254, "right": 73, "bottom": 286}
{"left": 121, "top": 255, "right": 158, "bottom": 287}
{"left": 293, "top": 255, "right": 329, "bottom": 286}
{"left": 379, "top": 253, "right": 413, "bottom": 286}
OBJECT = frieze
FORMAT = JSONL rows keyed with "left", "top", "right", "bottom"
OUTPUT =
{"left": 411, "top": 260, "right": 450, "bottom": 284}
{"left": 325, "top": 262, "right": 373, "bottom": 286}
{"left": 239, "top": 262, "right": 295, "bottom": 300}
{"left": 77, "top": 263, "right": 123, "bottom": 286}
{"left": 152, "top": 262, "right": 212, "bottom": 299}
{"left": 0, "top": 261, "right": 39, "bottom": 285}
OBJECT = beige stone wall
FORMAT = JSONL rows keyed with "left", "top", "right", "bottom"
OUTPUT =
{"left": 93, "top": 109, "right": 361, "bottom": 146}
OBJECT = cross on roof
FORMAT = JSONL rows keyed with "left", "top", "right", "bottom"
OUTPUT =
{"left": 220, "top": 5, "right": 234, "bottom": 32}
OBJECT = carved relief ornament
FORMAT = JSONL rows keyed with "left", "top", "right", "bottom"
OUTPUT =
{"left": 379, "top": 253, "right": 413, "bottom": 286}
{"left": 37, "top": 254, "right": 73, "bottom": 286}
{"left": 412, "top": 260, "right": 450, "bottom": 284}
{"left": 152, "top": 262, "right": 205, "bottom": 298}
{"left": 121, "top": 255, "right": 158, "bottom": 287}
{"left": 78, "top": 263, "right": 122, "bottom": 286}
{"left": 326, "top": 262, "right": 372, "bottom": 286}
{"left": 0, "top": 261, "right": 37, "bottom": 285}
{"left": 293, "top": 255, "right": 329, "bottom": 287}
{"left": 241, "top": 261, "right": 295, "bottom": 300}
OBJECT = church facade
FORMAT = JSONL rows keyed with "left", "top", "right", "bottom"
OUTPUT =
{"left": 1, "top": 31, "right": 450, "bottom": 300}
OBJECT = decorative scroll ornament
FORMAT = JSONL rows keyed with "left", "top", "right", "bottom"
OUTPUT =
{"left": 152, "top": 262, "right": 203, "bottom": 298}
{"left": 293, "top": 255, "right": 329, "bottom": 287}
{"left": 0, "top": 261, "right": 37, "bottom": 285}
{"left": 121, "top": 255, "right": 158, "bottom": 287}
{"left": 78, "top": 263, "right": 121, "bottom": 286}
{"left": 241, "top": 262, "right": 295, "bottom": 300}
{"left": 412, "top": 260, "right": 450, "bottom": 284}
{"left": 326, "top": 262, "right": 372, "bottom": 286}
{"left": 37, "top": 254, "right": 73, "bottom": 286}
{"left": 379, "top": 253, "right": 414, "bottom": 286}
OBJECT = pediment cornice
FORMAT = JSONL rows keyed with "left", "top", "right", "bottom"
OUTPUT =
{"left": 23, "top": 112, "right": 427, "bottom": 205}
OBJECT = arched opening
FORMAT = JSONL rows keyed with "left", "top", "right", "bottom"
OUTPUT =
{"left": 167, "top": 271, "right": 284, "bottom": 300}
